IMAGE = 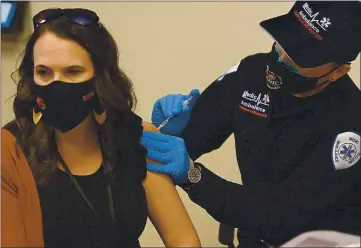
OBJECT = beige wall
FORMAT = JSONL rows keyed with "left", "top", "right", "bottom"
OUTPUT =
{"left": 1, "top": 2, "right": 360, "bottom": 247}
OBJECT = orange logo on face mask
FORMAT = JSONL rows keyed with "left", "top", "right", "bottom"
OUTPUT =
{"left": 83, "top": 92, "right": 95, "bottom": 102}
{"left": 36, "top": 97, "right": 46, "bottom": 110}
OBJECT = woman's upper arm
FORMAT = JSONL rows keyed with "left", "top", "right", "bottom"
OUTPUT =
{"left": 142, "top": 171, "right": 201, "bottom": 247}
{"left": 141, "top": 122, "right": 201, "bottom": 247}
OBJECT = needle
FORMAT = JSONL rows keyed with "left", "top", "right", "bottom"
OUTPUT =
{"left": 157, "top": 96, "right": 194, "bottom": 130}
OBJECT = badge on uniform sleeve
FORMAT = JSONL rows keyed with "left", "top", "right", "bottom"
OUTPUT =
{"left": 217, "top": 60, "right": 241, "bottom": 82}
{"left": 332, "top": 132, "right": 360, "bottom": 170}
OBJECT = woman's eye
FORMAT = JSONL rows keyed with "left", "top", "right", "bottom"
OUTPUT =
{"left": 37, "top": 70, "right": 49, "bottom": 76}
{"left": 66, "top": 69, "right": 82, "bottom": 75}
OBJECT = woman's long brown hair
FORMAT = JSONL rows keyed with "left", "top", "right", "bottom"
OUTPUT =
{"left": 7, "top": 15, "right": 137, "bottom": 185}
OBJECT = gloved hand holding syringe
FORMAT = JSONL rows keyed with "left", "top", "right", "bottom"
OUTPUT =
{"left": 157, "top": 96, "right": 194, "bottom": 130}
{"left": 151, "top": 89, "right": 200, "bottom": 136}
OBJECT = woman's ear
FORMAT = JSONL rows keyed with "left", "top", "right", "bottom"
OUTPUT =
{"left": 330, "top": 64, "right": 351, "bottom": 82}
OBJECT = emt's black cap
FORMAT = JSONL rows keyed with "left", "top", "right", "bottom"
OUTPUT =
{"left": 260, "top": 1, "right": 361, "bottom": 68}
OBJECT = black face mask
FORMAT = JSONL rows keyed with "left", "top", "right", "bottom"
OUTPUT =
{"left": 32, "top": 78, "right": 103, "bottom": 132}
{"left": 266, "top": 44, "right": 336, "bottom": 95}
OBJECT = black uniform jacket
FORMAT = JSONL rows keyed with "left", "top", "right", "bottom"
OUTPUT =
{"left": 181, "top": 52, "right": 361, "bottom": 245}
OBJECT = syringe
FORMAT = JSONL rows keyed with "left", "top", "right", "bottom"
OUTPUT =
{"left": 157, "top": 96, "right": 194, "bottom": 130}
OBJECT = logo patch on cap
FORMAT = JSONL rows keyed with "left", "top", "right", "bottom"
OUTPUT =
{"left": 293, "top": 2, "right": 331, "bottom": 41}
{"left": 332, "top": 132, "right": 360, "bottom": 170}
{"left": 265, "top": 65, "right": 282, "bottom": 90}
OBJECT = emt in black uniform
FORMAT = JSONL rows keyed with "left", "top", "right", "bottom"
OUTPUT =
{"left": 140, "top": 1, "right": 361, "bottom": 247}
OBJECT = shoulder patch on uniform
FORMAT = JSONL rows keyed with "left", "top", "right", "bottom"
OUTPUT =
{"left": 217, "top": 60, "right": 241, "bottom": 82}
{"left": 332, "top": 132, "right": 360, "bottom": 170}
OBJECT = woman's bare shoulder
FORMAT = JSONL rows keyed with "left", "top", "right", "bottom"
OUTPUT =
{"left": 138, "top": 122, "right": 202, "bottom": 246}
{"left": 141, "top": 121, "right": 162, "bottom": 167}
{"left": 141, "top": 121, "right": 160, "bottom": 133}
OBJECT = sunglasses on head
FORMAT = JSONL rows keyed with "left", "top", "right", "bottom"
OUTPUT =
{"left": 32, "top": 8, "right": 100, "bottom": 29}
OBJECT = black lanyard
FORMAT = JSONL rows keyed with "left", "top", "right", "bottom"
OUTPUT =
{"left": 56, "top": 151, "right": 116, "bottom": 229}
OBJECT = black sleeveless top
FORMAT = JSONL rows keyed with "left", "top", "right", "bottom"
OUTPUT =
{"left": 5, "top": 112, "right": 149, "bottom": 248}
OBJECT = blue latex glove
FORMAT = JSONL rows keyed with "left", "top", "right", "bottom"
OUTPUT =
{"left": 151, "top": 89, "right": 200, "bottom": 136}
{"left": 140, "top": 131, "right": 190, "bottom": 184}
